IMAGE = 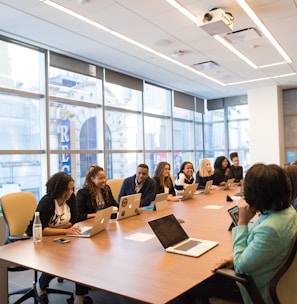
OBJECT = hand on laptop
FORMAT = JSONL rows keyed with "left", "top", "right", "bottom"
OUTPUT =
{"left": 67, "top": 225, "right": 82, "bottom": 235}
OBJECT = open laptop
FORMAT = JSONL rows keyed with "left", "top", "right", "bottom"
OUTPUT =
{"left": 221, "top": 178, "right": 235, "bottom": 190}
{"left": 117, "top": 193, "right": 141, "bottom": 221}
{"left": 148, "top": 214, "right": 219, "bottom": 257}
{"left": 197, "top": 180, "right": 213, "bottom": 195}
{"left": 234, "top": 179, "right": 244, "bottom": 197}
{"left": 180, "top": 183, "right": 199, "bottom": 200}
{"left": 153, "top": 193, "right": 168, "bottom": 210}
{"left": 67, "top": 206, "right": 113, "bottom": 238}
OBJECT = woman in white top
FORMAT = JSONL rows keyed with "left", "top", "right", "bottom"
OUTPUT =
{"left": 175, "top": 161, "right": 195, "bottom": 189}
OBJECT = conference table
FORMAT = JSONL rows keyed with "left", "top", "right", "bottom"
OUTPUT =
{"left": 0, "top": 186, "right": 241, "bottom": 304}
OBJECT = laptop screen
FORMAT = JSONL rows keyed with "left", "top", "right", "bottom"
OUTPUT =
{"left": 148, "top": 214, "right": 189, "bottom": 249}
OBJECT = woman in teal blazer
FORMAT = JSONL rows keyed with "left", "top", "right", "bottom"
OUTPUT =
{"left": 181, "top": 163, "right": 297, "bottom": 304}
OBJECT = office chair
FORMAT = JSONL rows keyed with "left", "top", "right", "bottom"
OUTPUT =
{"left": 211, "top": 232, "right": 297, "bottom": 304}
{"left": 1, "top": 191, "right": 74, "bottom": 304}
{"left": 106, "top": 178, "right": 124, "bottom": 202}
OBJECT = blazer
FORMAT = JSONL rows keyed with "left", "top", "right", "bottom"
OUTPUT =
{"left": 118, "top": 175, "right": 156, "bottom": 207}
{"left": 76, "top": 186, "right": 118, "bottom": 222}
{"left": 153, "top": 176, "right": 175, "bottom": 196}
{"left": 232, "top": 205, "right": 297, "bottom": 304}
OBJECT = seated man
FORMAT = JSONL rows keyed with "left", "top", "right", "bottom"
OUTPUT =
{"left": 118, "top": 164, "right": 156, "bottom": 207}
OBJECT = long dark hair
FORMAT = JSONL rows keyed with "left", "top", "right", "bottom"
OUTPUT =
{"left": 83, "top": 165, "right": 109, "bottom": 201}
{"left": 46, "top": 172, "right": 74, "bottom": 199}
{"left": 244, "top": 163, "right": 291, "bottom": 213}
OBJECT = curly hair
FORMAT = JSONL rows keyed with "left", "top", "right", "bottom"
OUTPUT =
{"left": 154, "top": 161, "right": 172, "bottom": 188}
{"left": 177, "top": 161, "right": 194, "bottom": 179}
{"left": 244, "top": 163, "right": 291, "bottom": 213}
{"left": 83, "top": 165, "right": 109, "bottom": 201}
{"left": 46, "top": 172, "right": 74, "bottom": 199}
{"left": 214, "top": 156, "right": 231, "bottom": 170}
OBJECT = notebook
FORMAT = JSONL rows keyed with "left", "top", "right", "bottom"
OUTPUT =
{"left": 67, "top": 206, "right": 113, "bottom": 238}
{"left": 117, "top": 193, "right": 142, "bottom": 221}
{"left": 221, "top": 178, "right": 235, "bottom": 190}
{"left": 197, "top": 180, "right": 213, "bottom": 195}
{"left": 180, "top": 183, "right": 199, "bottom": 200}
{"left": 148, "top": 214, "right": 219, "bottom": 257}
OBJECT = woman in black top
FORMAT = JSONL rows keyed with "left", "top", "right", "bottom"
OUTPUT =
{"left": 77, "top": 165, "right": 118, "bottom": 222}
{"left": 153, "top": 161, "right": 179, "bottom": 202}
{"left": 213, "top": 156, "right": 231, "bottom": 186}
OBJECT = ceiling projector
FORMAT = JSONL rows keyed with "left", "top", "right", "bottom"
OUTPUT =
{"left": 199, "top": 8, "right": 233, "bottom": 35}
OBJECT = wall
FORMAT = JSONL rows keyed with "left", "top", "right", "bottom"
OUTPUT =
{"left": 248, "top": 86, "right": 285, "bottom": 166}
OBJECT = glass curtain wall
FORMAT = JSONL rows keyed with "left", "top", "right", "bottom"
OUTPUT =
{"left": 205, "top": 97, "right": 249, "bottom": 172}
{"left": 283, "top": 89, "right": 297, "bottom": 164}
{"left": 0, "top": 35, "right": 250, "bottom": 202}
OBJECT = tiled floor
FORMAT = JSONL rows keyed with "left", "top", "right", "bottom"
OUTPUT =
{"left": 8, "top": 270, "right": 142, "bottom": 304}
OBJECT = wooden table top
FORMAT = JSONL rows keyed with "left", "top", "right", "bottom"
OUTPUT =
{"left": 0, "top": 186, "right": 241, "bottom": 304}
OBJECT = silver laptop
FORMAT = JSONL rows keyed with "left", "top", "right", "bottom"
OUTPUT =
{"left": 117, "top": 193, "right": 141, "bottom": 221}
{"left": 153, "top": 193, "right": 168, "bottom": 210}
{"left": 221, "top": 178, "right": 235, "bottom": 190}
{"left": 67, "top": 206, "right": 113, "bottom": 238}
{"left": 180, "top": 183, "right": 198, "bottom": 200}
{"left": 197, "top": 180, "right": 213, "bottom": 195}
{"left": 148, "top": 214, "right": 219, "bottom": 258}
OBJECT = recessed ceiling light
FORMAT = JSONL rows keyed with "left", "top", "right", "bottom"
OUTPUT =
{"left": 154, "top": 39, "right": 172, "bottom": 47}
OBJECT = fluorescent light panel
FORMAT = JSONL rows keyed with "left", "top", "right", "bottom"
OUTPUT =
{"left": 41, "top": 0, "right": 224, "bottom": 86}
{"left": 236, "top": 0, "right": 292, "bottom": 63}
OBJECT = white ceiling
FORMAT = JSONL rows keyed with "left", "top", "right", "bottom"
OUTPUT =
{"left": 1, "top": 0, "right": 297, "bottom": 99}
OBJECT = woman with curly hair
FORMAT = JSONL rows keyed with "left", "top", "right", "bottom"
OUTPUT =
{"left": 213, "top": 155, "right": 231, "bottom": 186}
{"left": 77, "top": 165, "right": 118, "bottom": 222}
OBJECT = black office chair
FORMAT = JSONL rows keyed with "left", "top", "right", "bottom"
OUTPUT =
{"left": 1, "top": 192, "right": 74, "bottom": 304}
{"left": 212, "top": 232, "right": 297, "bottom": 304}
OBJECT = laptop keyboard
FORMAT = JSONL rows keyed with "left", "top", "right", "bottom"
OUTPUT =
{"left": 175, "top": 239, "right": 201, "bottom": 251}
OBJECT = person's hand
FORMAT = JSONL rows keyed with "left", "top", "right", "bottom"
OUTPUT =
{"left": 225, "top": 168, "right": 230, "bottom": 175}
{"left": 238, "top": 201, "right": 257, "bottom": 225}
{"left": 67, "top": 225, "right": 81, "bottom": 235}
{"left": 167, "top": 194, "right": 180, "bottom": 202}
{"left": 211, "top": 255, "right": 234, "bottom": 272}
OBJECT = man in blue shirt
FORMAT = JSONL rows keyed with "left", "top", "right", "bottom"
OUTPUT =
{"left": 118, "top": 164, "right": 156, "bottom": 207}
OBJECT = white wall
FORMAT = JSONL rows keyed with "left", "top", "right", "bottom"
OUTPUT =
{"left": 248, "top": 86, "right": 285, "bottom": 166}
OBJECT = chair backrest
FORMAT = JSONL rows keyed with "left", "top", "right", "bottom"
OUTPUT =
{"left": 269, "top": 232, "right": 297, "bottom": 304}
{"left": 1, "top": 192, "right": 37, "bottom": 236}
{"left": 106, "top": 178, "right": 124, "bottom": 202}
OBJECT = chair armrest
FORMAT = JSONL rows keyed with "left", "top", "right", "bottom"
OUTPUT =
{"left": 8, "top": 235, "right": 30, "bottom": 242}
{"left": 216, "top": 268, "right": 265, "bottom": 304}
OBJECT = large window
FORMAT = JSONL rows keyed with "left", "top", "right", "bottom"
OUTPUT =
{"left": 0, "top": 35, "right": 250, "bottom": 203}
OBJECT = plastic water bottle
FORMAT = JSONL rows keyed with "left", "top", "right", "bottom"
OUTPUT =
{"left": 33, "top": 211, "right": 42, "bottom": 243}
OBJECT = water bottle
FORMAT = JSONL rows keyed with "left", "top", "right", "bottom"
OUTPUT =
{"left": 33, "top": 211, "right": 42, "bottom": 243}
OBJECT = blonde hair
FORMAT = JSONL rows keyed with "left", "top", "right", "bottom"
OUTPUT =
{"left": 198, "top": 159, "right": 214, "bottom": 177}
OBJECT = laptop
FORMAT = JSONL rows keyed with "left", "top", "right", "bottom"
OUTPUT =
{"left": 148, "top": 214, "right": 219, "bottom": 257}
{"left": 234, "top": 179, "right": 244, "bottom": 197}
{"left": 153, "top": 193, "right": 168, "bottom": 210}
{"left": 67, "top": 206, "right": 113, "bottom": 238}
{"left": 221, "top": 178, "right": 235, "bottom": 190}
{"left": 117, "top": 193, "right": 142, "bottom": 221}
{"left": 197, "top": 180, "right": 213, "bottom": 195}
{"left": 180, "top": 183, "right": 199, "bottom": 200}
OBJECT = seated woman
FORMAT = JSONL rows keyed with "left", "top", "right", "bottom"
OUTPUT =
{"left": 175, "top": 161, "right": 195, "bottom": 189}
{"left": 228, "top": 152, "right": 243, "bottom": 183}
{"left": 181, "top": 163, "right": 297, "bottom": 304}
{"left": 26, "top": 172, "right": 92, "bottom": 304}
{"left": 196, "top": 158, "right": 214, "bottom": 190}
{"left": 77, "top": 165, "right": 118, "bottom": 222}
{"left": 213, "top": 155, "right": 231, "bottom": 186}
{"left": 153, "top": 161, "right": 179, "bottom": 202}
